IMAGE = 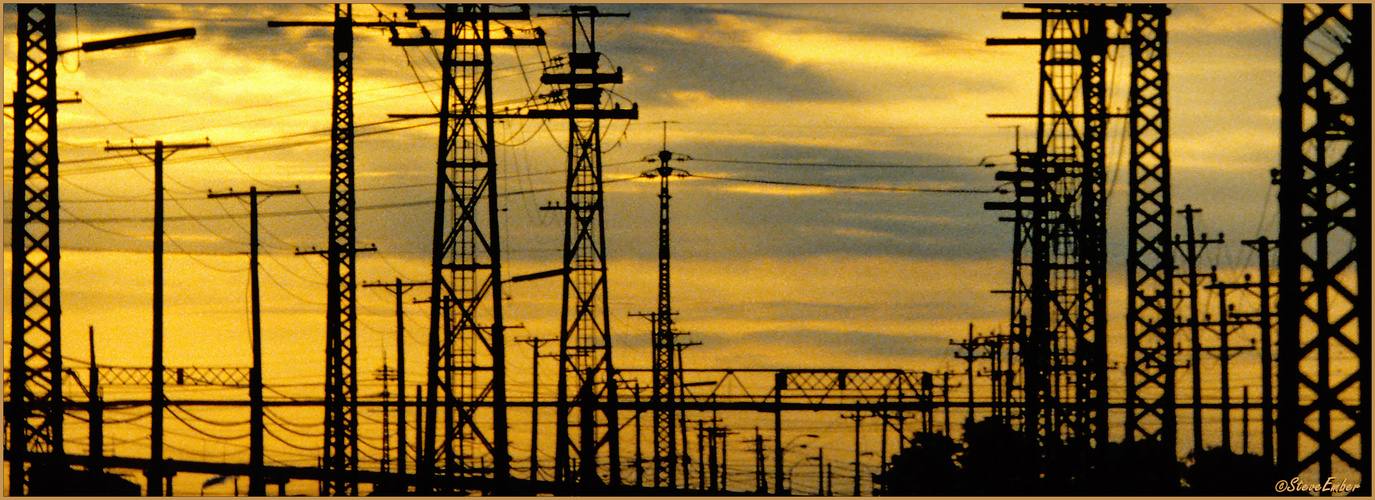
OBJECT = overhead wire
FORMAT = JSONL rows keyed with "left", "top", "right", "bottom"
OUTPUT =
{"left": 39, "top": 176, "right": 641, "bottom": 225}
{"left": 687, "top": 173, "right": 1007, "bottom": 194}
{"left": 264, "top": 422, "right": 326, "bottom": 452}
{"left": 166, "top": 405, "right": 254, "bottom": 441}
{"left": 264, "top": 412, "right": 324, "bottom": 438}
{"left": 691, "top": 157, "right": 1002, "bottom": 169}
{"left": 171, "top": 405, "right": 251, "bottom": 427}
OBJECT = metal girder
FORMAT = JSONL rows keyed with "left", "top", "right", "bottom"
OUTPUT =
{"left": 9, "top": 5, "right": 64, "bottom": 495}
{"left": 95, "top": 366, "right": 252, "bottom": 386}
{"left": 544, "top": 7, "right": 636, "bottom": 489}
{"left": 1277, "top": 3, "right": 1369, "bottom": 490}
{"left": 1124, "top": 5, "right": 1175, "bottom": 447}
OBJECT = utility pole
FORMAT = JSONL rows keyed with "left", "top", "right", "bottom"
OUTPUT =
{"left": 773, "top": 376, "right": 785, "bottom": 495}
{"left": 1239, "top": 236, "right": 1277, "bottom": 462}
{"left": 1172, "top": 204, "right": 1222, "bottom": 453}
{"left": 1197, "top": 278, "right": 1256, "bottom": 453}
{"left": 749, "top": 427, "right": 766, "bottom": 494}
{"left": 950, "top": 324, "right": 988, "bottom": 424}
{"left": 268, "top": 8, "right": 410, "bottom": 494}
{"left": 375, "top": 364, "right": 396, "bottom": 473}
{"left": 87, "top": 326, "right": 103, "bottom": 473}
{"left": 515, "top": 336, "right": 558, "bottom": 482}
{"left": 362, "top": 278, "right": 429, "bottom": 479}
{"left": 816, "top": 447, "right": 825, "bottom": 497}
{"left": 695, "top": 420, "right": 707, "bottom": 490}
{"left": 637, "top": 120, "right": 694, "bottom": 490}
{"left": 842, "top": 413, "right": 865, "bottom": 496}
{"left": 532, "top": 6, "right": 638, "bottom": 488}
{"left": 207, "top": 185, "right": 301, "bottom": 496}
{"left": 103, "top": 139, "right": 209, "bottom": 493}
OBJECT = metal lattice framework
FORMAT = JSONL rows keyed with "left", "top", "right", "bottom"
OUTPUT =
{"left": 96, "top": 366, "right": 252, "bottom": 387}
{"left": 987, "top": 5, "right": 1118, "bottom": 449}
{"left": 1277, "top": 3, "right": 1368, "bottom": 488}
{"left": 269, "top": 7, "right": 408, "bottom": 493}
{"left": 1123, "top": 5, "right": 1175, "bottom": 446}
{"left": 324, "top": 7, "right": 361, "bottom": 493}
{"left": 9, "top": 4, "right": 64, "bottom": 495}
{"left": 392, "top": 5, "right": 542, "bottom": 492}
{"left": 647, "top": 156, "right": 681, "bottom": 488}
{"left": 531, "top": 5, "right": 637, "bottom": 488}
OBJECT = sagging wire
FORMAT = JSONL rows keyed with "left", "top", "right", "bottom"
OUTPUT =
{"left": 167, "top": 406, "right": 253, "bottom": 440}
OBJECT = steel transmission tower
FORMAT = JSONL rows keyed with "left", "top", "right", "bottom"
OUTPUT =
{"left": 987, "top": 4, "right": 1118, "bottom": 449}
{"left": 643, "top": 131, "right": 690, "bottom": 488}
{"left": 390, "top": 5, "right": 543, "bottom": 492}
{"left": 1276, "top": 3, "right": 1368, "bottom": 489}
{"left": 268, "top": 7, "right": 408, "bottom": 494}
{"left": 531, "top": 5, "right": 638, "bottom": 488}
{"left": 9, "top": 5, "right": 64, "bottom": 494}
{"left": 1122, "top": 5, "right": 1176, "bottom": 447}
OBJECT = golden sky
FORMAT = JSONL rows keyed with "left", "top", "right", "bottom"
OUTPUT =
{"left": 3, "top": 3, "right": 1293, "bottom": 493}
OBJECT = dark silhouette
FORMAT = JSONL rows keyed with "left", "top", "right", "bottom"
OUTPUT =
{"left": 872, "top": 419, "right": 1303, "bottom": 496}
{"left": 1077, "top": 439, "right": 1184, "bottom": 495}
{"left": 1184, "top": 448, "right": 1279, "bottom": 496}
{"left": 872, "top": 431, "right": 961, "bottom": 495}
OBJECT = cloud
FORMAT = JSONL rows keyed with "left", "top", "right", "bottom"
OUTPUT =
{"left": 615, "top": 25, "right": 857, "bottom": 106}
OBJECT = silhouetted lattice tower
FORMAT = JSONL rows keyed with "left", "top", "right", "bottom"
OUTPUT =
{"left": 1276, "top": 3, "right": 1368, "bottom": 491}
{"left": 390, "top": 5, "right": 544, "bottom": 492}
{"left": 531, "top": 5, "right": 638, "bottom": 488}
{"left": 9, "top": 5, "right": 65, "bottom": 494}
{"left": 987, "top": 4, "right": 1124, "bottom": 449}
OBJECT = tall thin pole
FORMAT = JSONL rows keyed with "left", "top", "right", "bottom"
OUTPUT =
{"left": 774, "top": 380, "right": 784, "bottom": 495}
{"left": 88, "top": 326, "right": 102, "bottom": 472}
{"left": 249, "top": 187, "right": 264, "bottom": 495}
{"left": 153, "top": 143, "right": 166, "bottom": 489}
{"left": 395, "top": 283, "right": 406, "bottom": 478}
{"left": 1242, "top": 236, "right": 1276, "bottom": 463}
{"left": 105, "top": 139, "right": 209, "bottom": 493}
{"left": 363, "top": 278, "right": 428, "bottom": 479}
{"left": 1216, "top": 280, "right": 1232, "bottom": 452}
{"left": 533, "top": 345, "right": 543, "bottom": 482}
{"left": 852, "top": 413, "right": 862, "bottom": 496}
{"left": 816, "top": 447, "right": 825, "bottom": 497}
{"left": 515, "top": 337, "right": 556, "bottom": 482}
{"left": 208, "top": 185, "right": 300, "bottom": 495}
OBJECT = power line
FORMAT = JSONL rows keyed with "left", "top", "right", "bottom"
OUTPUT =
{"left": 688, "top": 173, "right": 1007, "bottom": 194}
{"left": 690, "top": 157, "right": 1003, "bottom": 169}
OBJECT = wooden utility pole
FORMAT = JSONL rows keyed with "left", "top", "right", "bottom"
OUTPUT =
{"left": 515, "top": 336, "right": 558, "bottom": 482}
{"left": 362, "top": 278, "right": 429, "bottom": 479}
{"left": 208, "top": 185, "right": 300, "bottom": 496}
{"left": 1173, "top": 204, "right": 1223, "bottom": 452}
{"left": 106, "top": 139, "right": 209, "bottom": 494}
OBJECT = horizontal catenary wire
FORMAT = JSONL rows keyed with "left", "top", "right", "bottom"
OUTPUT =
{"left": 20, "top": 177, "right": 638, "bottom": 224}
{"left": 687, "top": 173, "right": 1007, "bottom": 195}
{"left": 15, "top": 168, "right": 1001, "bottom": 226}
{"left": 691, "top": 157, "right": 1005, "bottom": 169}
